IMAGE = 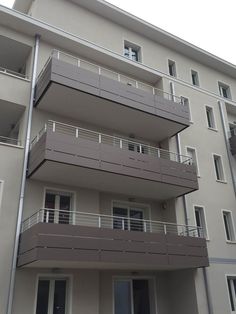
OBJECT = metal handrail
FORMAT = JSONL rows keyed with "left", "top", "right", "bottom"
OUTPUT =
{"left": 30, "top": 120, "right": 192, "bottom": 164}
{"left": 0, "top": 136, "right": 21, "bottom": 146}
{"left": 0, "top": 66, "right": 28, "bottom": 80}
{"left": 21, "top": 208, "right": 204, "bottom": 238}
{"left": 37, "top": 49, "right": 184, "bottom": 105}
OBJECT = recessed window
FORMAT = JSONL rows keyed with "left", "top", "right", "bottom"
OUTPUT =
{"left": 181, "top": 97, "right": 192, "bottom": 121}
{"left": 194, "top": 206, "right": 207, "bottom": 238}
{"left": 186, "top": 147, "right": 200, "bottom": 175}
{"left": 223, "top": 210, "right": 235, "bottom": 241}
{"left": 213, "top": 154, "right": 225, "bottom": 181}
{"left": 219, "top": 83, "right": 231, "bottom": 99}
{"left": 191, "top": 70, "right": 199, "bottom": 86}
{"left": 206, "top": 106, "right": 216, "bottom": 129}
{"left": 168, "top": 59, "right": 176, "bottom": 77}
{"left": 114, "top": 279, "right": 154, "bottom": 314}
{"left": 124, "top": 41, "right": 141, "bottom": 62}
{"left": 36, "top": 278, "right": 69, "bottom": 314}
{"left": 227, "top": 277, "right": 236, "bottom": 311}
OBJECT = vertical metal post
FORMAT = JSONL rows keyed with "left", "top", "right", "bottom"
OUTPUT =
{"left": 6, "top": 34, "right": 40, "bottom": 314}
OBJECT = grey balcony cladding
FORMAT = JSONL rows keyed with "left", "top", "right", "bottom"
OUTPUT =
{"left": 28, "top": 130, "right": 198, "bottom": 193}
{"left": 18, "top": 223, "right": 209, "bottom": 269}
{"left": 35, "top": 58, "right": 190, "bottom": 127}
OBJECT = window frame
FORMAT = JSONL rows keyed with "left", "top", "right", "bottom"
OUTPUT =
{"left": 222, "top": 209, "right": 236, "bottom": 242}
{"left": 193, "top": 205, "right": 209, "bottom": 239}
{"left": 123, "top": 40, "right": 142, "bottom": 62}
{"left": 219, "top": 82, "right": 231, "bottom": 99}
{"left": 191, "top": 69, "right": 200, "bottom": 87}
{"left": 186, "top": 146, "right": 200, "bottom": 177}
{"left": 226, "top": 275, "right": 236, "bottom": 313}
{"left": 205, "top": 105, "right": 217, "bottom": 131}
{"left": 212, "top": 154, "right": 226, "bottom": 182}
{"left": 34, "top": 274, "right": 73, "bottom": 314}
{"left": 168, "top": 59, "right": 177, "bottom": 77}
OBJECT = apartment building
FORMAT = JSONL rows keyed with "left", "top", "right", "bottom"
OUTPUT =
{"left": 0, "top": 0, "right": 236, "bottom": 313}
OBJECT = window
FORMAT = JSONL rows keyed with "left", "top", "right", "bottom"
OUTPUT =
{"left": 44, "top": 190, "right": 73, "bottom": 224}
{"left": 114, "top": 279, "right": 153, "bottom": 314}
{"left": 168, "top": 60, "right": 176, "bottom": 77}
{"left": 36, "top": 278, "right": 68, "bottom": 314}
{"left": 213, "top": 154, "right": 225, "bottom": 181}
{"left": 124, "top": 41, "right": 141, "bottom": 62}
{"left": 186, "top": 147, "right": 200, "bottom": 175}
{"left": 227, "top": 277, "right": 236, "bottom": 312}
{"left": 219, "top": 83, "right": 231, "bottom": 99}
{"left": 229, "top": 124, "right": 236, "bottom": 138}
{"left": 194, "top": 206, "right": 207, "bottom": 238}
{"left": 191, "top": 70, "right": 199, "bottom": 86}
{"left": 181, "top": 97, "right": 192, "bottom": 121}
{"left": 223, "top": 210, "right": 235, "bottom": 241}
{"left": 205, "top": 106, "right": 216, "bottom": 129}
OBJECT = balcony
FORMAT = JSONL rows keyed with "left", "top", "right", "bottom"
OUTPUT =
{"left": 34, "top": 50, "right": 190, "bottom": 142}
{"left": 28, "top": 121, "right": 198, "bottom": 200}
{"left": 229, "top": 128, "right": 236, "bottom": 155}
{"left": 18, "top": 209, "right": 208, "bottom": 269}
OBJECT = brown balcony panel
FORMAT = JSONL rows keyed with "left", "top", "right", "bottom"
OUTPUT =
{"left": 18, "top": 223, "right": 208, "bottom": 269}
{"left": 34, "top": 58, "right": 190, "bottom": 142}
{"left": 28, "top": 130, "right": 198, "bottom": 200}
{"left": 230, "top": 135, "right": 236, "bottom": 155}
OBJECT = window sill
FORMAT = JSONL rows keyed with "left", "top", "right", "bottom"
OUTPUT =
{"left": 216, "top": 179, "right": 227, "bottom": 184}
{"left": 208, "top": 127, "right": 218, "bottom": 132}
{"left": 226, "top": 240, "right": 236, "bottom": 244}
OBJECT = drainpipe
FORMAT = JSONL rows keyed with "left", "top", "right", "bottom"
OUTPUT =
{"left": 203, "top": 267, "right": 214, "bottom": 314}
{"left": 176, "top": 133, "right": 189, "bottom": 227}
{"left": 218, "top": 100, "right": 236, "bottom": 195}
{"left": 6, "top": 34, "right": 40, "bottom": 314}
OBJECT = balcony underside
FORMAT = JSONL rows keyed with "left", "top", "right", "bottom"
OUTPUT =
{"left": 18, "top": 223, "right": 208, "bottom": 270}
{"left": 34, "top": 58, "right": 189, "bottom": 142}
{"left": 28, "top": 131, "right": 198, "bottom": 200}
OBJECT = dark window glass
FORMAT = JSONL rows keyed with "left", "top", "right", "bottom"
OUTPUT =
{"left": 130, "top": 210, "right": 143, "bottom": 231}
{"left": 113, "top": 207, "right": 128, "bottom": 230}
{"left": 59, "top": 195, "right": 71, "bottom": 224}
{"left": 53, "top": 280, "right": 67, "bottom": 314}
{"left": 36, "top": 280, "right": 50, "bottom": 314}
{"left": 223, "top": 213, "right": 231, "bottom": 241}
{"left": 228, "top": 279, "right": 235, "bottom": 311}
{"left": 114, "top": 281, "right": 132, "bottom": 314}
{"left": 44, "top": 193, "right": 56, "bottom": 223}
{"left": 133, "top": 280, "right": 150, "bottom": 314}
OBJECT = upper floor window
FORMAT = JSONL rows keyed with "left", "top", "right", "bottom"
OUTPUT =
{"left": 168, "top": 59, "right": 177, "bottom": 77}
{"left": 124, "top": 41, "right": 141, "bottom": 62}
{"left": 181, "top": 96, "right": 192, "bottom": 122}
{"left": 205, "top": 106, "right": 216, "bottom": 129}
{"left": 194, "top": 206, "right": 208, "bottom": 238}
{"left": 219, "top": 82, "right": 231, "bottom": 99}
{"left": 191, "top": 70, "right": 200, "bottom": 86}
{"left": 186, "top": 147, "right": 200, "bottom": 175}
{"left": 213, "top": 154, "right": 225, "bottom": 181}
{"left": 222, "top": 210, "right": 235, "bottom": 241}
{"left": 227, "top": 277, "right": 236, "bottom": 311}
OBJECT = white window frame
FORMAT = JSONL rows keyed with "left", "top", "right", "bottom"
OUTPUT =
{"left": 181, "top": 96, "right": 193, "bottom": 123}
{"left": 226, "top": 275, "right": 236, "bottom": 313}
{"left": 212, "top": 154, "right": 226, "bottom": 182}
{"left": 43, "top": 187, "right": 76, "bottom": 224}
{"left": 34, "top": 274, "right": 73, "bottom": 314}
{"left": 186, "top": 146, "right": 200, "bottom": 177}
{"left": 219, "top": 82, "right": 231, "bottom": 99}
{"left": 112, "top": 276, "right": 158, "bottom": 314}
{"left": 111, "top": 200, "right": 151, "bottom": 221}
{"left": 191, "top": 69, "right": 200, "bottom": 87}
{"left": 193, "top": 205, "right": 209, "bottom": 239}
{"left": 222, "top": 209, "right": 236, "bottom": 242}
{"left": 205, "top": 105, "right": 217, "bottom": 131}
{"left": 168, "top": 59, "right": 177, "bottom": 77}
{"left": 123, "top": 40, "right": 142, "bottom": 62}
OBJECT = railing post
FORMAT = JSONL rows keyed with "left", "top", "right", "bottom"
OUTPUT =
{"left": 98, "top": 216, "right": 101, "bottom": 228}
{"left": 164, "top": 224, "right": 167, "bottom": 234}
{"left": 135, "top": 81, "right": 138, "bottom": 89}
{"left": 52, "top": 122, "right": 56, "bottom": 132}
{"left": 28, "top": 217, "right": 31, "bottom": 230}
{"left": 76, "top": 128, "right": 79, "bottom": 138}
{"left": 117, "top": 74, "right": 121, "bottom": 82}
{"left": 144, "top": 221, "right": 147, "bottom": 232}
{"left": 98, "top": 67, "right": 101, "bottom": 75}
{"left": 119, "top": 139, "right": 123, "bottom": 149}
{"left": 157, "top": 148, "right": 161, "bottom": 158}
{"left": 46, "top": 210, "right": 49, "bottom": 223}
{"left": 122, "top": 218, "right": 125, "bottom": 230}
{"left": 98, "top": 134, "right": 102, "bottom": 144}
{"left": 77, "top": 58, "right": 81, "bottom": 67}
{"left": 57, "top": 51, "right": 60, "bottom": 59}
{"left": 152, "top": 88, "right": 155, "bottom": 95}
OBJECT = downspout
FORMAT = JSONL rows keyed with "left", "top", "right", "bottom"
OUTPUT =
{"left": 6, "top": 34, "right": 40, "bottom": 314}
{"left": 176, "top": 133, "right": 213, "bottom": 314}
{"left": 218, "top": 100, "right": 236, "bottom": 194}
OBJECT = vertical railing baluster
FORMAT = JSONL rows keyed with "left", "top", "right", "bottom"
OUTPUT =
{"left": 164, "top": 224, "right": 167, "bottom": 235}
{"left": 52, "top": 122, "right": 56, "bottom": 132}
{"left": 98, "top": 216, "right": 101, "bottom": 228}
{"left": 122, "top": 218, "right": 125, "bottom": 230}
{"left": 76, "top": 128, "right": 79, "bottom": 138}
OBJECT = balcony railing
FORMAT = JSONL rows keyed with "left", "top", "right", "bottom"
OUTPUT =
{"left": 37, "top": 49, "right": 183, "bottom": 105}
{"left": 0, "top": 136, "right": 21, "bottom": 146}
{"left": 21, "top": 208, "right": 204, "bottom": 238}
{"left": 0, "top": 66, "right": 28, "bottom": 80}
{"left": 30, "top": 120, "right": 192, "bottom": 164}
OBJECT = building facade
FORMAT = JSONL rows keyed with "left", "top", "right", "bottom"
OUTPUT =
{"left": 0, "top": 1, "right": 236, "bottom": 313}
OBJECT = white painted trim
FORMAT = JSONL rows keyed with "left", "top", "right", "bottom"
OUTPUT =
{"left": 111, "top": 199, "right": 151, "bottom": 221}
{"left": 185, "top": 146, "right": 201, "bottom": 177}
{"left": 218, "top": 81, "right": 232, "bottom": 100}
{"left": 190, "top": 69, "right": 200, "bottom": 87}
{"left": 0, "top": 142, "right": 24, "bottom": 149}
{"left": 123, "top": 38, "right": 143, "bottom": 63}
{"left": 112, "top": 275, "right": 158, "bottom": 314}
{"left": 34, "top": 273, "right": 73, "bottom": 314}
{"left": 204, "top": 104, "right": 218, "bottom": 131}
{"left": 167, "top": 58, "right": 177, "bottom": 78}
{"left": 212, "top": 153, "right": 227, "bottom": 183}
{"left": 225, "top": 274, "right": 236, "bottom": 313}
{"left": 193, "top": 204, "right": 210, "bottom": 240}
{"left": 221, "top": 209, "right": 236, "bottom": 242}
